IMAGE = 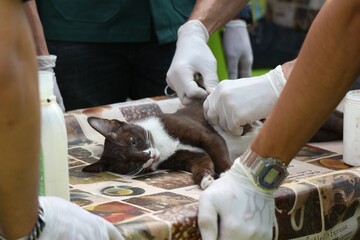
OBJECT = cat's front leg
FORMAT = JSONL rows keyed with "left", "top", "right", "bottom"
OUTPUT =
{"left": 188, "top": 153, "right": 216, "bottom": 189}
{"left": 163, "top": 150, "right": 216, "bottom": 189}
{"left": 198, "top": 133, "right": 232, "bottom": 174}
{"left": 200, "top": 174, "right": 215, "bottom": 189}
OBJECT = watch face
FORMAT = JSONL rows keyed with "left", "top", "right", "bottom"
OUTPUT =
{"left": 263, "top": 168, "right": 280, "bottom": 185}
{"left": 239, "top": 149, "right": 289, "bottom": 191}
{"left": 258, "top": 163, "right": 287, "bottom": 190}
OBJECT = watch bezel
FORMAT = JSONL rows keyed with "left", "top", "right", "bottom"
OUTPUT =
{"left": 240, "top": 149, "right": 289, "bottom": 191}
{"left": 257, "top": 161, "right": 288, "bottom": 190}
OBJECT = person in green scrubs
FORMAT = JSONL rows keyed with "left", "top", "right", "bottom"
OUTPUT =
{"left": 35, "top": 0, "right": 195, "bottom": 110}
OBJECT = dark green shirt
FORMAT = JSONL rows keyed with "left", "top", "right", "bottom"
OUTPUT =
{"left": 36, "top": 0, "right": 195, "bottom": 44}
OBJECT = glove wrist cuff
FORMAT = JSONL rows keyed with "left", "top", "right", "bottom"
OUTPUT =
{"left": 229, "top": 158, "right": 274, "bottom": 195}
{"left": 37, "top": 55, "right": 57, "bottom": 71}
{"left": 225, "top": 19, "right": 247, "bottom": 28}
{"left": 266, "top": 65, "right": 287, "bottom": 97}
{"left": 178, "top": 20, "right": 209, "bottom": 42}
{"left": 235, "top": 148, "right": 288, "bottom": 192}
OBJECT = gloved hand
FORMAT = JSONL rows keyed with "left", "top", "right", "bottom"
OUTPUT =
{"left": 37, "top": 55, "right": 65, "bottom": 112}
{"left": 204, "top": 65, "right": 286, "bottom": 135}
{"left": 223, "top": 19, "right": 253, "bottom": 79}
{"left": 166, "top": 20, "right": 219, "bottom": 105}
{"left": 198, "top": 156, "right": 275, "bottom": 240}
{"left": 39, "top": 196, "right": 124, "bottom": 240}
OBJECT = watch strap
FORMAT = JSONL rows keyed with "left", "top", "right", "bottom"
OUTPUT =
{"left": 240, "top": 148, "right": 288, "bottom": 191}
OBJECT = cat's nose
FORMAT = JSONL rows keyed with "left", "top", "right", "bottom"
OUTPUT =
{"left": 153, "top": 149, "right": 160, "bottom": 161}
{"left": 144, "top": 148, "right": 160, "bottom": 161}
{"left": 150, "top": 148, "right": 160, "bottom": 161}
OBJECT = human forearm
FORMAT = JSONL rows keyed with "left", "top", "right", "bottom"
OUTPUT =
{"left": 0, "top": 1, "right": 40, "bottom": 238}
{"left": 251, "top": 0, "right": 360, "bottom": 164}
{"left": 23, "top": 1, "right": 66, "bottom": 111}
{"left": 189, "top": 0, "right": 249, "bottom": 34}
{"left": 23, "top": 0, "right": 49, "bottom": 55}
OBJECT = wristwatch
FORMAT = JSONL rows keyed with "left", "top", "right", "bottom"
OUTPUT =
{"left": 240, "top": 148, "right": 289, "bottom": 191}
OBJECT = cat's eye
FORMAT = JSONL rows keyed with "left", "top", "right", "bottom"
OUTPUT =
{"left": 129, "top": 137, "right": 136, "bottom": 146}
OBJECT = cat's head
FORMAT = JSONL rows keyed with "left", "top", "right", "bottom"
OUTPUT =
{"left": 82, "top": 117, "right": 160, "bottom": 175}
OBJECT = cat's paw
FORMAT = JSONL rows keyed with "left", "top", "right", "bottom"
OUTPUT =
{"left": 200, "top": 175, "right": 214, "bottom": 189}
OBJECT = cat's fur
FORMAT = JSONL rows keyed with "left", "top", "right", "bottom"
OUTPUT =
{"left": 82, "top": 100, "right": 256, "bottom": 189}
{"left": 82, "top": 99, "right": 344, "bottom": 189}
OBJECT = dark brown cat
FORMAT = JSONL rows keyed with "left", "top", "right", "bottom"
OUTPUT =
{"left": 82, "top": 99, "right": 343, "bottom": 189}
{"left": 82, "top": 100, "right": 247, "bottom": 189}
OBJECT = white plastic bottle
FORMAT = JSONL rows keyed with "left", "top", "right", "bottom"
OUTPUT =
{"left": 38, "top": 71, "right": 70, "bottom": 200}
{"left": 343, "top": 90, "right": 360, "bottom": 166}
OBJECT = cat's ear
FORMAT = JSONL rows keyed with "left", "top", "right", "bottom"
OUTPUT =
{"left": 82, "top": 160, "right": 106, "bottom": 172}
{"left": 87, "top": 117, "right": 126, "bottom": 136}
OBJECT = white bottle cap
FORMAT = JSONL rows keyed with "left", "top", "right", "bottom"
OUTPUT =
{"left": 343, "top": 90, "right": 360, "bottom": 166}
{"left": 345, "top": 89, "right": 360, "bottom": 103}
{"left": 38, "top": 71, "right": 55, "bottom": 101}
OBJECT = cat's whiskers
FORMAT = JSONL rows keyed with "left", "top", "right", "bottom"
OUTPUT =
{"left": 125, "top": 167, "right": 145, "bottom": 177}
{"left": 145, "top": 129, "right": 154, "bottom": 148}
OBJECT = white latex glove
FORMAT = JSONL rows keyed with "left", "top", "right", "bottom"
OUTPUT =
{"left": 37, "top": 55, "right": 65, "bottom": 112}
{"left": 223, "top": 19, "right": 253, "bottom": 79}
{"left": 204, "top": 65, "right": 286, "bottom": 135}
{"left": 198, "top": 157, "right": 275, "bottom": 240}
{"left": 166, "top": 20, "right": 219, "bottom": 105}
{"left": 39, "top": 196, "right": 124, "bottom": 240}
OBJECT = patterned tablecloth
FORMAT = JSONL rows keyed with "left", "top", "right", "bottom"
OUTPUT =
{"left": 64, "top": 97, "right": 360, "bottom": 240}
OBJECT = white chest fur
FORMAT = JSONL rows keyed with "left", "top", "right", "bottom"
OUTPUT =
{"left": 135, "top": 117, "right": 203, "bottom": 162}
{"left": 136, "top": 116, "right": 261, "bottom": 166}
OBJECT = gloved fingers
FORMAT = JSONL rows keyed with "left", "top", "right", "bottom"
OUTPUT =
{"left": 40, "top": 196, "right": 125, "bottom": 240}
{"left": 107, "top": 226, "right": 124, "bottom": 240}
{"left": 184, "top": 80, "right": 208, "bottom": 100}
{"left": 219, "top": 218, "right": 245, "bottom": 240}
{"left": 198, "top": 195, "right": 219, "bottom": 240}
{"left": 218, "top": 112, "right": 230, "bottom": 134}
{"left": 213, "top": 93, "right": 244, "bottom": 135}
{"left": 228, "top": 125, "right": 244, "bottom": 136}
{"left": 203, "top": 95, "right": 219, "bottom": 125}
{"left": 204, "top": 83, "right": 245, "bottom": 135}
{"left": 98, "top": 218, "right": 124, "bottom": 240}
{"left": 203, "top": 78, "right": 218, "bottom": 94}
{"left": 226, "top": 111, "right": 244, "bottom": 136}
{"left": 199, "top": 69, "right": 219, "bottom": 94}
{"left": 165, "top": 76, "right": 177, "bottom": 94}
{"left": 217, "top": 114, "right": 243, "bottom": 136}
{"left": 166, "top": 69, "right": 207, "bottom": 105}
{"left": 181, "top": 95, "right": 194, "bottom": 105}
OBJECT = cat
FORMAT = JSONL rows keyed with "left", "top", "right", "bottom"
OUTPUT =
{"left": 82, "top": 100, "right": 257, "bottom": 189}
{"left": 82, "top": 99, "right": 344, "bottom": 189}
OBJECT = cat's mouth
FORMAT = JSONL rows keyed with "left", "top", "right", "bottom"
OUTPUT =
{"left": 142, "top": 148, "right": 160, "bottom": 169}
